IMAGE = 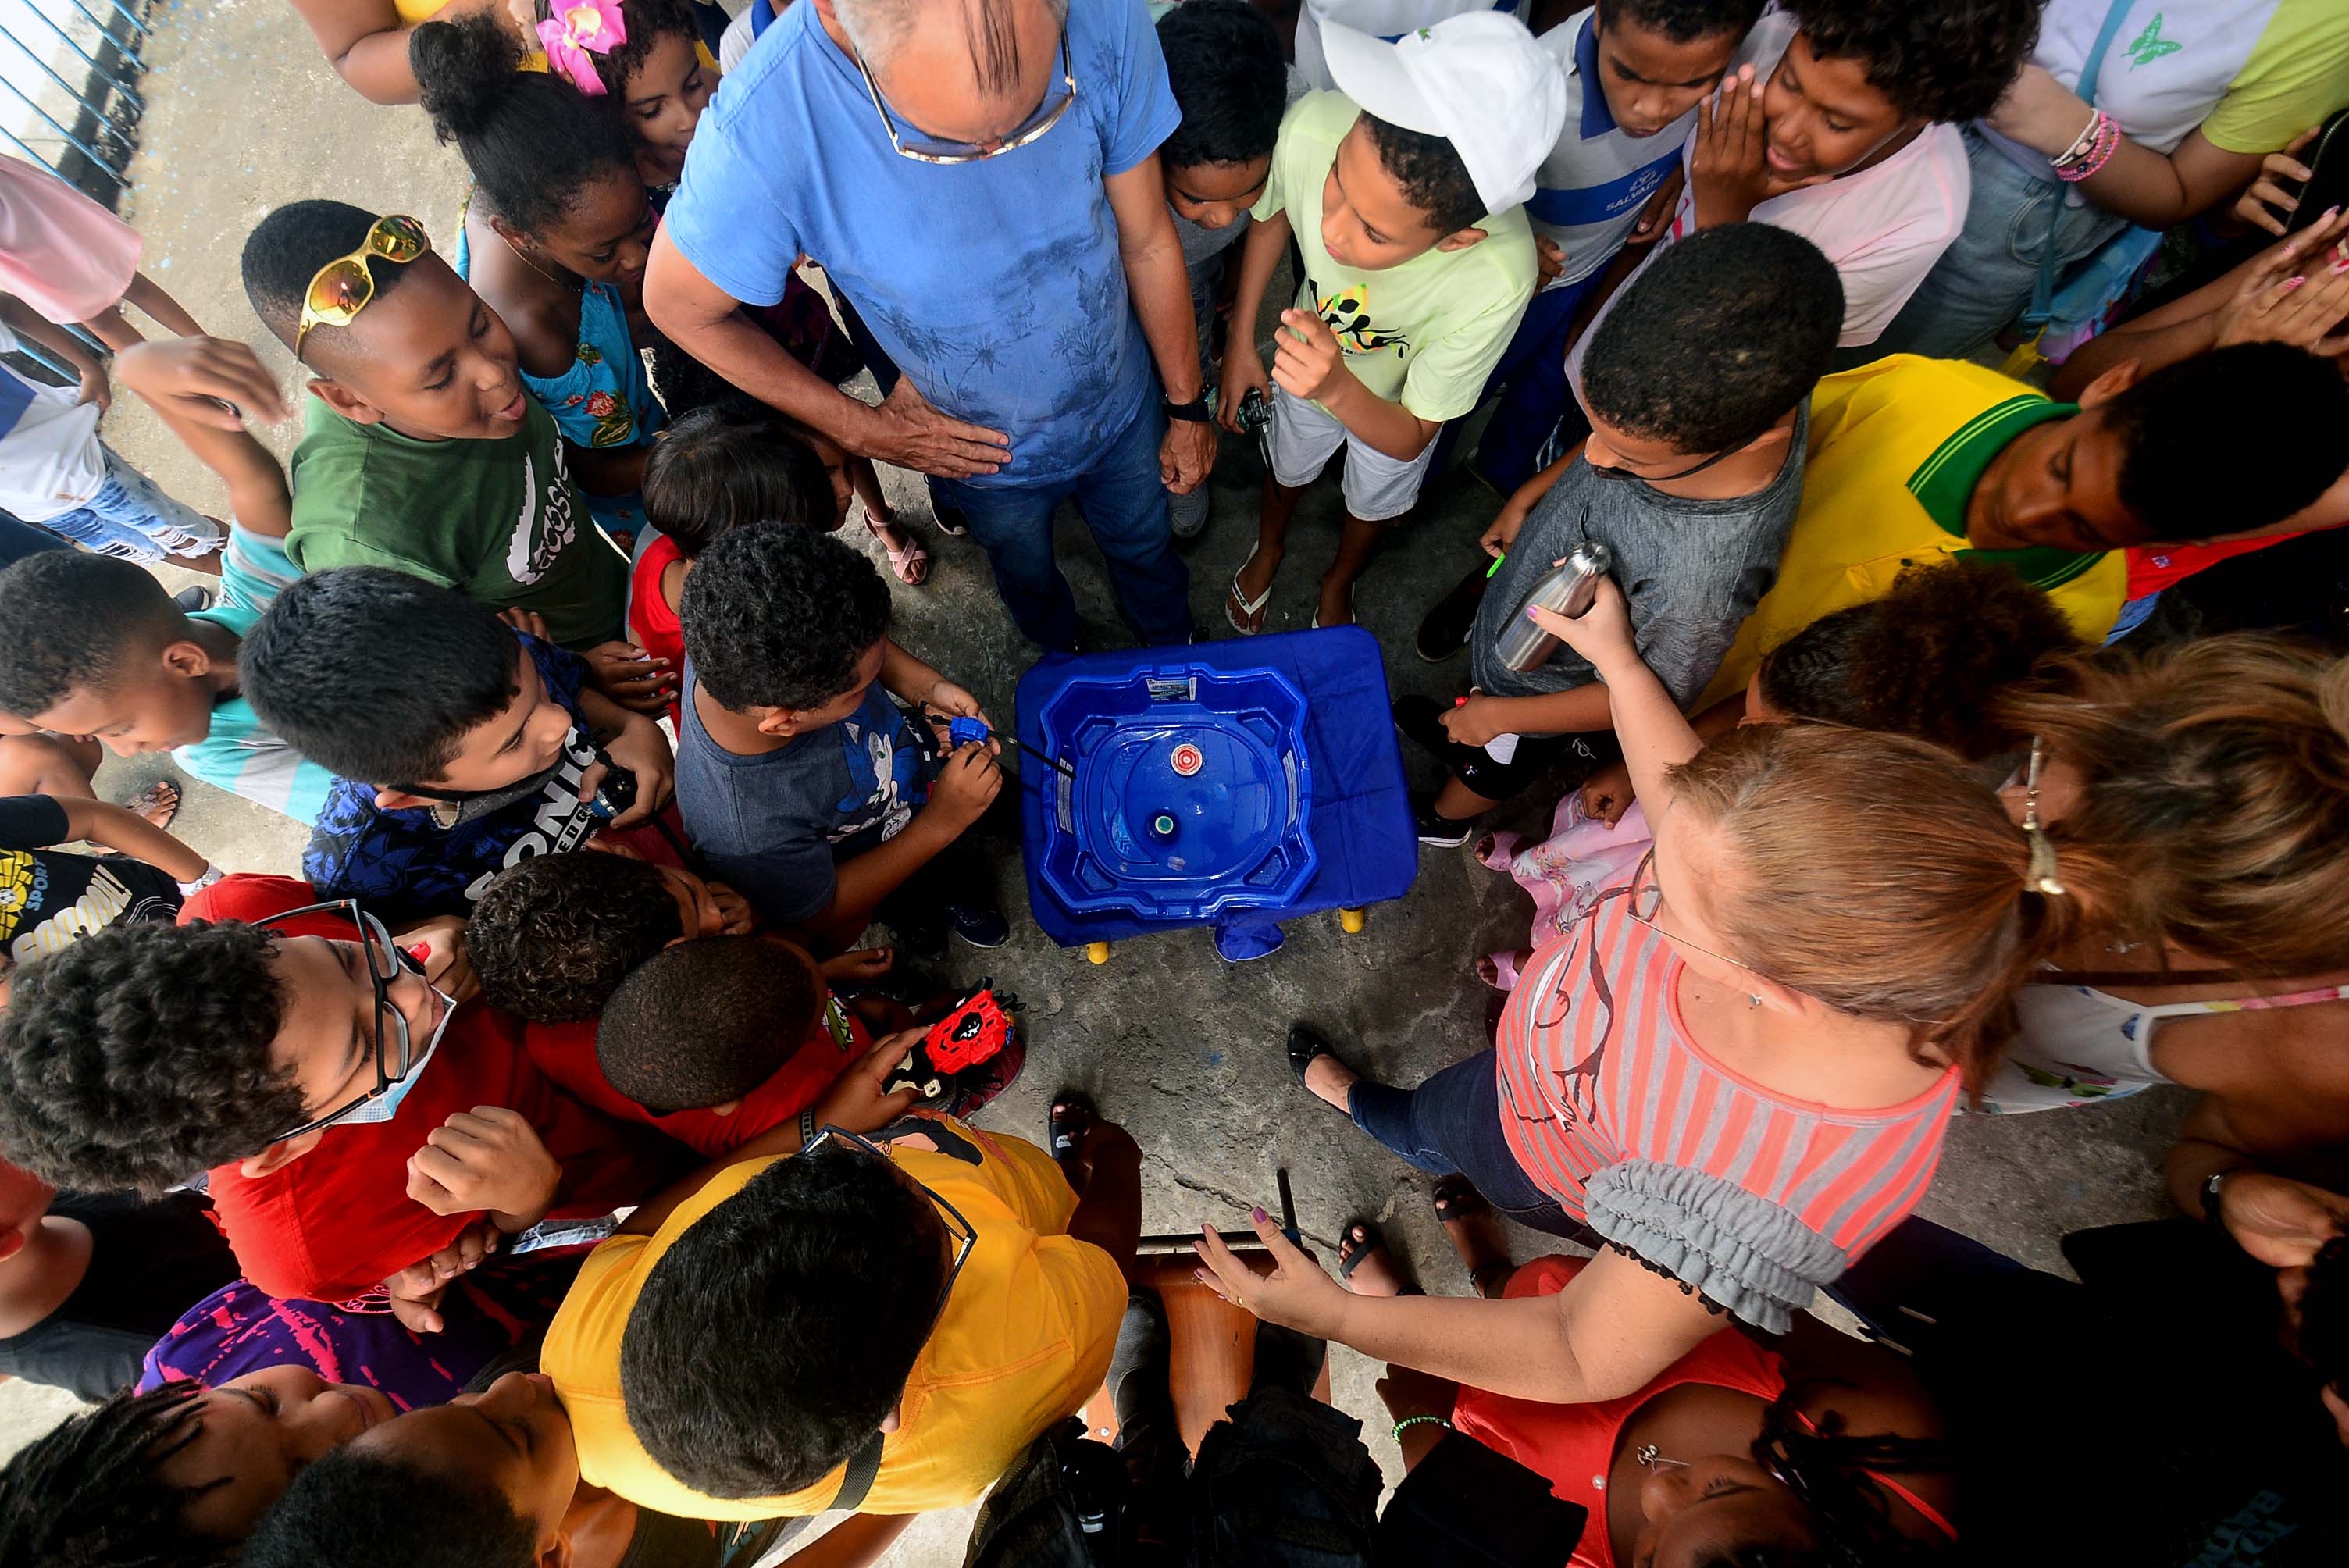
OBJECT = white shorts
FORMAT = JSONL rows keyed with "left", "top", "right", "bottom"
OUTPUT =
{"left": 1264, "top": 383, "right": 1438, "bottom": 523}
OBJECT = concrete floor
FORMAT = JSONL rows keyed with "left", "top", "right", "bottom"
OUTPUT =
{"left": 0, "top": 2, "right": 2190, "bottom": 1558}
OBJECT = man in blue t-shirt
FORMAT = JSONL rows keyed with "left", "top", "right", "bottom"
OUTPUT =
{"left": 647, "top": 0, "right": 1214, "bottom": 651}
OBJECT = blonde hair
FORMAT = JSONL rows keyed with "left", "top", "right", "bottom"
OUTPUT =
{"left": 1997, "top": 633, "right": 2349, "bottom": 977}
{"left": 1667, "top": 725, "right": 2098, "bottom": 1092}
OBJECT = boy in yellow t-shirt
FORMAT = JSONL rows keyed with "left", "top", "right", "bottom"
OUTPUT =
{"left": 540, "top": 1101, "right": 1136, "bottom": 1547}
{"left": 1691, "top": 343, "right": 2349, "bottom": 711}
{"left": 1219, "top": 13, "right": 1564, "bottom": 634}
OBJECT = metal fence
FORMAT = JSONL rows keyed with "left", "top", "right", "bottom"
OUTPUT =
{"left": 0, "top": 0, "right": 150, "bottom": 198}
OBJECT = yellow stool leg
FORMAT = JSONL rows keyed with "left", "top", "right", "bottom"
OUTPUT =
{"left": 1338, "top": 907, "right": 1366, "bottom": 934}
{"left": 1085, "top": 940, "right": 1112, "bottom": 964}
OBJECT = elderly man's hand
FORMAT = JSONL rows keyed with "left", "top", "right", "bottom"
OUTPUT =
{"left": 1160, "top": 415, "right": 1217, "bottom": 494}
{"left": 860, "top": 380, "right": 1013, "bottom": 479}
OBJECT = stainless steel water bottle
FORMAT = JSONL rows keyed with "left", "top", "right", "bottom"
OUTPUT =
{"left": 1494, "top": 541, "right": 1615, "bottom": 672}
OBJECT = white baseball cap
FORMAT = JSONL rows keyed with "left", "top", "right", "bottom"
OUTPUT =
{"left": 1321, "top": 11, "right": 1568, "bottom": 218}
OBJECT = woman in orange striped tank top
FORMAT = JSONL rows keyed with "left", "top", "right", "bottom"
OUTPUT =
{"left": 1198, "top": 578, "right": 2105, "bottom": 1409}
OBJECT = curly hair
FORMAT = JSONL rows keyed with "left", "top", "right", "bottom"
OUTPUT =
{"left": 598, "top": 936, "right": 823, "bottom": 1114}
{"left": 242, "top": 1449, "right": 537, "bottom": 1568}
{"left": 682, "top": 524, "right": 892, "bottom": 713}
{"left": 0, "top": 1383, "right": 236, "bottom": 1568}
{"left": 1584, "top": 223, "right": 1841, "bottom": 454}
{"left": 0, "top": 551, "right": 184, "bottom": 718}
{"left": 469, "top": 852, "right": 685, "bottom": 1023}
{"left": 1757, "top": 560, "right": 2080, "bottom": 760}
{"left": 1779, "top": 0, "right": 2041, "bottom": 125}
{"left": 0, "top": 921, "right": 305, "bottom": 1193}
{"left": 1362, "top": 114, "right": 1486, "bottom": 235}
{"left": 412, "top": 11, "right": 642, "bottom": 237}
{"left": 1997, "top": 633, "right": 2349, "bottom": 975}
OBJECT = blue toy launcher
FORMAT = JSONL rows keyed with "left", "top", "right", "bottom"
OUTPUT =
{"left": 1016, "top": 627, "right": 1418, "bottom": 962}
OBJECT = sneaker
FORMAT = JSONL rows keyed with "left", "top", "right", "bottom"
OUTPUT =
{"left": 944, "top": 898, "right": 1011, "bottom": 948}
{"left": 173, "top": 584, "right": 216, "bottom": 615}
{"left": 1168, "top": 484, "right": 1211, "bottom": 541}
{"left": 1413, "top": 563, "right": 1491, "bottom": 662}
{"left": 1411, "top": 793, "right": 1474, "bottom": 847}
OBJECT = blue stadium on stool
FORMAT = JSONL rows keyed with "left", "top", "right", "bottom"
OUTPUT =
{"left": 1018, "top": 627, "right": 1417, "bottom": 963}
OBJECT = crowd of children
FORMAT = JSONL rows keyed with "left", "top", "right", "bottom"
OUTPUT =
{"left": 0, "top": 0, "right": 2347, "bottom": 1563}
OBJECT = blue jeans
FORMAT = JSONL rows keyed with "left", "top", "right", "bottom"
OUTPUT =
{"left": 1464, "top": 271, "right": 1603, "bottom": 496}
{"left": 1871, "top": 127, "right": 2130, "bottom": 361}
{"left": 42, "top": 444, "right": 222, "bottom": 563}
{"left": 1346, "top": 1050, "right": 1592, "bottom": 1240}
{"left": 932, "top": 398, "right": 1192, "bottom": 650}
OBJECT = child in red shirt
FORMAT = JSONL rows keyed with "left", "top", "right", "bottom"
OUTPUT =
{"left": 630, "top": 403, "right": 853, "bottom": 729}
{"left": 0, "top": 874, "right": 675, "bottom": 1320}
{"left": 526, "top": 934, "right": 869, "bottom": 1158}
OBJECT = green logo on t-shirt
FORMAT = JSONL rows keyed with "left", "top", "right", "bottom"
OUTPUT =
{"left": 2124, "top": 14, "right": 2182, "bottom": 68}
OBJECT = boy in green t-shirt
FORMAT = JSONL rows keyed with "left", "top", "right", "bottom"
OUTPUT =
{"left": 1219, "top": 13, "right": 1566, "bottom": 633}
{"left": 231, "top": 200, "right": 632, "bottom": 654}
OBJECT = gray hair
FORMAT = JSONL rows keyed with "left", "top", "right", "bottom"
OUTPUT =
{"left": 838, "top": 0, "right": 1068, "bottom": 91}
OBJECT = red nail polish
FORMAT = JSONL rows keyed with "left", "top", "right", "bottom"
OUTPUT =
{"left": 405, "top": 943, "right": 431, "bottom": 964}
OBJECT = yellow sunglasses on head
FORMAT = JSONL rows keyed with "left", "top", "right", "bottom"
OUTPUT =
{"left": 294, "top": 214, "right": 432, "bottom": 357}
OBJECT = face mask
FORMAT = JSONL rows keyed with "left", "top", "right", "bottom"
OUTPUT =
{"left": 327, "top": 982, "right": 458, "bottom": 1130}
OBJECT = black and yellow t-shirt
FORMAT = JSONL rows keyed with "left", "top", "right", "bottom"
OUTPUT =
{"left": 0, "top": 795, "right": 180, "bottom": 968}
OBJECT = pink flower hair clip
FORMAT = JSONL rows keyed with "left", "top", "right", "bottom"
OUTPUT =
{"left": 538, "top": 0, "right": 629, "bottom": 96}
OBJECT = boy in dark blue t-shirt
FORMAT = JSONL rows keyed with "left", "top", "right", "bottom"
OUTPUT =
{"left": 674, "top": 526, "right": 1007, "bottom": 957}
{"left": 241, "top": 568, "right": 675, "bottom": 925}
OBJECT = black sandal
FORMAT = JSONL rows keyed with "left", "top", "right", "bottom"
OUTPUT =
{"left": 1048, "top": 1091, "right": 1095, "bottom": 1164}
{"left": 1336, "top": 1218, "right": 1388, "bottom": 1285}
{"left": 1287, "top": 1023, "right": 1339, "bottom": 1089}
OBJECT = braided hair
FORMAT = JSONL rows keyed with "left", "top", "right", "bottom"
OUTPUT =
{"left": 0, "top": 1383, "right": 235, "bottom": 1568}
{"left": 1747, "top": 1380, "right": 1952, "bottom": 1566}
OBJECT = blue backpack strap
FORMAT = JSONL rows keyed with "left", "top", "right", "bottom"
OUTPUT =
{"left": 2023, "top": 0, "right": 2138, "bottom": 326}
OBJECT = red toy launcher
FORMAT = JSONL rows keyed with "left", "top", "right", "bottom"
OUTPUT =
{"left": 889, "top": 980, "right": 1022, "bottom": 1111}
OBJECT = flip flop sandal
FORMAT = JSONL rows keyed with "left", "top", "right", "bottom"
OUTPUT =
{"left": 1431, "top": 1180, "right": 1514, "bottom": 1297}
{"left": 1285, "top": 1023, "right": 1340, "bottom": 1090}
{"left": 1476, "top": 832, "right": 1520, "bottom": 871}
{"left": 1336, "top": 1218, "right": 1389, "bottom": 1285}
{"left": 122, "top": 777, "right": 180, "bottom": 831}
{"left": 1227, "top": 544, "right": 1273, "bottom": 635}
{"left": 1309, "top": 583, "right": 1357, "bottom": 630}
{"left": 1048, "top": 1089, "right": 1095, "bottom": 1163}
{"left": 1481, "top": 950, "right": 1524, "bottom": 993}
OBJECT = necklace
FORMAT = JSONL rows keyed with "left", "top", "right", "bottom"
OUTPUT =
{"left": 1633, "top": 1444, "right": 1689, "bottom": 1470}
{"left": 498, "top": 227, "right": 582, "bottom": 294}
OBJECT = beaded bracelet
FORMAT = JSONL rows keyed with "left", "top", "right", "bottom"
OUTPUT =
{"left": 1392, "top": 1414, "right": 1453, "bottom": 1442}
{"left": 2058, "top": 112, "right": 2121, "bottom": 183}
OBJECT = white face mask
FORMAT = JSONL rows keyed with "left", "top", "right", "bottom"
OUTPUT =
{"left": 326, "top": 983, "right": 457, "bottom": 1130}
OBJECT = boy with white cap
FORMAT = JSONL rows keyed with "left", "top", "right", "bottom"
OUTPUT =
{"left": 1217, "top": 12, "right": 1566, "bottom": 634}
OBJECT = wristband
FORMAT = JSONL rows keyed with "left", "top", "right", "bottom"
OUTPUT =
{"left": 798, "top": 1108, "right": 818, "bottom": 1152}
{"left": 1163, "top": 395, "right": 1214, "bottom": 423}
{"left": 1392, "top": 1414, "right": 1452, "bottom": 1442}
{"left": 175, "top": 863, "right": 225, "bottom": 897}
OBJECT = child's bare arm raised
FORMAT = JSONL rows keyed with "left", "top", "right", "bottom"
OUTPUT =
{"left": 0, "top": 294, "right": 109, "bottom": 410}
{"left": 112, "top": 337, "right": 295, "bottom": 539}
